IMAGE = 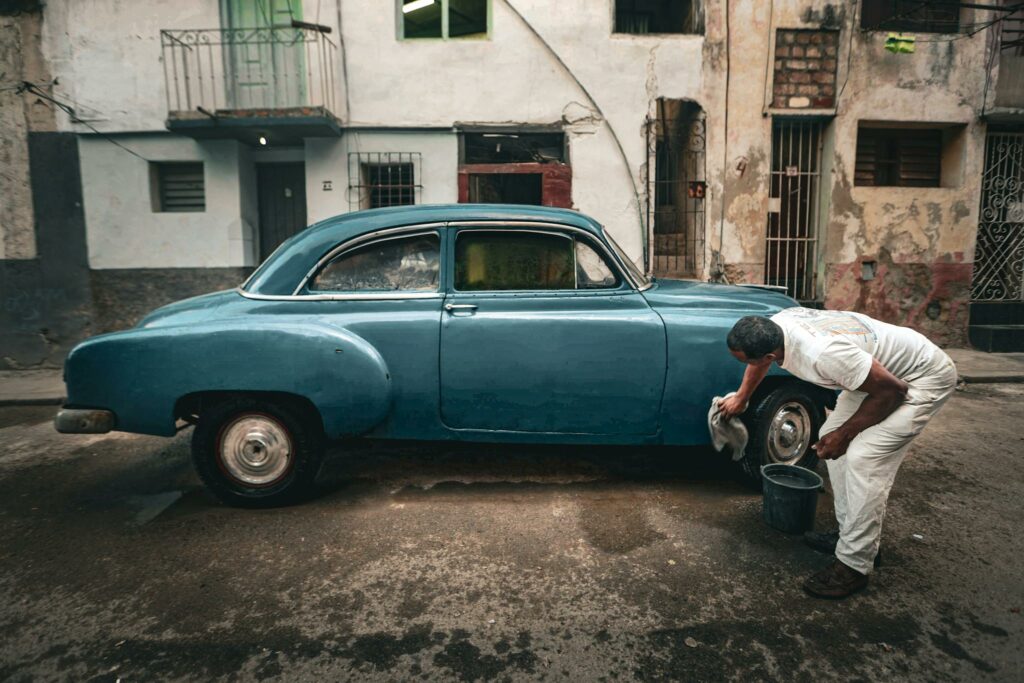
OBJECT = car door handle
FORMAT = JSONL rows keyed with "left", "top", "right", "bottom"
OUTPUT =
{"left": 444, "top": 303, "right": 478, "bottom": 313}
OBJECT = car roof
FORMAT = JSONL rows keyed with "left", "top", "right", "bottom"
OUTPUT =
{"left": 243, "top": 204, "right": 608, "bottom": 295}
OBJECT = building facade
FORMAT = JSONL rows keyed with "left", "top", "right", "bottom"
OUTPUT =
{"left": 2, "top": 0, "right": 1023, "bottom": 369}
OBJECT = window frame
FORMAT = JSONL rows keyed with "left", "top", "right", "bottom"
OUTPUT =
{"left": 304, "top": 229, "right": 442, "bottom": 295}
{"left": 150, "top": 161, "right": 205, "bottom": 213}
{"left": 854, "top": 126, "right": 944, "bottom": 188}
{"left": 611, "top": 0, "right": 705, "bottom": 36}
{"left": 859, "top": 0, "right": 960, "bottom": 35}
{"left": 448, "top": 225, "right": 628, "bottom": 295}
{"left": 397, "top": 0, "right": 491, "bottom": 40}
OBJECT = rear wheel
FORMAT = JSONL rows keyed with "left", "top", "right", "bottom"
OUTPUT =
{"left": 736, "top": 383, "right": 826, "bottom": 486}
{"left": 191, "top": 396, "right": 324, "bottom": 508}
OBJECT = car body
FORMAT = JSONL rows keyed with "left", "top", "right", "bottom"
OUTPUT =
{"left": 57, "top": 204, "right": 830, "bottom": 505}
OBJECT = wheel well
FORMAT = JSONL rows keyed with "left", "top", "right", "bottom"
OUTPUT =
{"left": 750, "top": 376, "right": 837, "bottom": 410}
{"left": 174, "top": 391, "right": 325, "bottom": 433}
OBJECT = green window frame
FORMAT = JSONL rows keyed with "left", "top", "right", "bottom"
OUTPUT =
{"left": 398, "top": 0, "right": 491, "bottom": 40}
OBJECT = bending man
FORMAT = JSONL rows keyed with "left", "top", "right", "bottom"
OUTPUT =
{"left": 719, "top": 308, "right": 957, "bottom": 599}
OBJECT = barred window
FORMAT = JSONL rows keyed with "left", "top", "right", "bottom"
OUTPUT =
{"left": 151, "top": 162, "right": 205, "bottom": 212}
{"left": 348, "top": 153, "right": 422, "bottom": 210}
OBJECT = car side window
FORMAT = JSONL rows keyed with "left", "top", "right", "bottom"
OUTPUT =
{"left": 454, "top": 231, "right": 620, "bottom": 291}
{"left": 309, "top": 233, "right": 440, "bottom": 292}
{"left": 575, "top": 239, "right": 619, "bottom": 289}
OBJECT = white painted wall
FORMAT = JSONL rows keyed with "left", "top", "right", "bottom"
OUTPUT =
{"left": 79, "top": 135, "right": 255, "bottom": 269}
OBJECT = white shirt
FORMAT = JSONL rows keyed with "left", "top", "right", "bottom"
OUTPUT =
{"left": 770, "top": 308, "right": 941, "bottom": 392}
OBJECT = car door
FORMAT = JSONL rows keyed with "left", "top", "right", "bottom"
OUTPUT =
{"left": 439, "top": 224, "right": 667, "bottom": 436}
{"left": 301, "top": 227, "right": 447, "bottom": 438}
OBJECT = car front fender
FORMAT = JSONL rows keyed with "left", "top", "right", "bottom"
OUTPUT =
{"left": 63, "top": 321, "right": 392, "bottom": 437}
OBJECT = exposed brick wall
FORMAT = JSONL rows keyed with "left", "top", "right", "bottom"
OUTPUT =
{"left": 772, "top": 29, "right": 839, "bottom": 110}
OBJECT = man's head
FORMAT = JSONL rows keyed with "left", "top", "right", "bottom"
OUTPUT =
{"left": 727, "top": 316, "right": 784, "bottom": 367}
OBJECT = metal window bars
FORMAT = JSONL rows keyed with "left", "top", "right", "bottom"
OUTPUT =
{"left": 973, "top": 131, "right": 1024, "bottom": 302}
{"left": 765, "top": 119, "right": 823, "bottom": 302}
{"left": 348, "top": 153, "right": 423, "bottom": 210}
{"left": 161, "top": 26, "right": 338, "bottom": 115}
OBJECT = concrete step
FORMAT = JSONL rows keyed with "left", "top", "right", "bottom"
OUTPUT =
{"left": 968, "top": 324, "right": 1024, "bottom": 353}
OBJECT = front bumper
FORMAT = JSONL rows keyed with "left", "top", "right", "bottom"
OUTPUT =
{"left": 55, "top": 408, "right": 115, "bottom": 434}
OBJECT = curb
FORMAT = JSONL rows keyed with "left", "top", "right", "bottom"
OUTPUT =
{"left": 959, "top": 375, "right": 1024, "bottom": 384}
{"left": 0, "top": 397, "right": 65, "bottom": 407}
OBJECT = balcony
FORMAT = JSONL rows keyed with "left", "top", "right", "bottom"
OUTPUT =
{"left": 161, "top": 26, "right": 341, "bottom": 144}
{"left": 988, "top": 12, "right": 1024, "bottom": 122}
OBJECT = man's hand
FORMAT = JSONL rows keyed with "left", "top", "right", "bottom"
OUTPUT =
{"left": 718, "top": 394, "right": 748, "bottom": 419}
{"left": 812, "top": 429, "right": 853, "bottom": 460}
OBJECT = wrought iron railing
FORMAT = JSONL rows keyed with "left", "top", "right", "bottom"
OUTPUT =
{"left": 161, "top": 26, "right": 338, "bottom": 116}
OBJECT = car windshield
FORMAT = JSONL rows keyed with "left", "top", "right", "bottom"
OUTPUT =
{"left": 603, "top": 231, "right": 651, "bottom": 288}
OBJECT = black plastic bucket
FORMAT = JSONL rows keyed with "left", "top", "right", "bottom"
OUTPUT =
{"left": 760, "top": 464, "right": 823, "bottom": 534}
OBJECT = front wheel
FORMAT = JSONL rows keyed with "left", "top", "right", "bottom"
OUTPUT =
{"left": 736, "top": 383, "right": 826, "bottom": 486}
{"left": 191, "top": 396, "right": 325, "bottom": 508}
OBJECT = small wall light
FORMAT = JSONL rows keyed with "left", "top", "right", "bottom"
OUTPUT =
{"left": 258, "top": 135, "right": 268, "bottom": 146}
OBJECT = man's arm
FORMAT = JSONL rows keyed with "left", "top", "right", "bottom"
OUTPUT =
{"left": 813, "top": 358, "right": 909, "bottom": 459}
{"left": 719, "top": 362, "right": 772, "bottom": 418}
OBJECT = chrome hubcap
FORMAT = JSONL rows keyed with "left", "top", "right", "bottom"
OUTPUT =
{"left": 218, "top": 415, "right": 293, "bottom": 486}
{"left": 767, "top": 402, "right": 811, "bottom": 464}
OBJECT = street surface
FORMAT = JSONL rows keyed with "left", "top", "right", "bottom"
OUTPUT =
{"left": 1, "top": 384, "right": 1021, "bottom": 681}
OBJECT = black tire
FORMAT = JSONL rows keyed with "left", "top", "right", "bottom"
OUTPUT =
{"left": 736, "top": 382, "right": 826, "bottom": 486}
{"left": 191, "top": 396, "right": 325, "bottom": 508}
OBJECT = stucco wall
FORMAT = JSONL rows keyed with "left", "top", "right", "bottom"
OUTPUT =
{"left": 78, "top": 135, "right": 256, "bottom": 269}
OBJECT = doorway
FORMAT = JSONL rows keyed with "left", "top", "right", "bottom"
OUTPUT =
{"left": 257, "top": 162, "right": 307, "bottom": 260}
{"left": 647, "top": 99, "right": 707, "bottom": 278}
{"left": 765, "top": 119, "right": 824, "bottom": 301}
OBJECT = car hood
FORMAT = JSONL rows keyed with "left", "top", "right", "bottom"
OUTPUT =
{"left": 136, "top": 289, "right": 240, "bottom": 329}
{"left": 641, "top": 278, "right": 798, "bottom": 314}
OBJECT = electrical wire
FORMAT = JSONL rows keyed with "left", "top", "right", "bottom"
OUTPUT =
{"left": 761, "top": 0, "right": 775, "bottom": 115}
{"left": 17, "top": 81, "right": 152, "bottom": 163}
{"left": 499, "top": 0, "right": 647, "bottom": 268}
{"left": 836, "top": 0, "right": 860, "bottom": 104}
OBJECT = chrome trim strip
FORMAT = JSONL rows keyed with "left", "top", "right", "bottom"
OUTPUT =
{"left": 236, "top": 288, "right": 442, "bottom": 302}
{"left": 445, "top": 220, "right": 640, "bottom": 290}
{"left": 294, "top": 223, "right": 447, "bottom": 295}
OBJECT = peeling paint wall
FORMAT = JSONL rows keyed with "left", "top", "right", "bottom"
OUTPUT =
{"left": 710, "top": 1, "right": 989, "bottom": 346}
{"left": 0, "top": 8, "right": 52, "bottom": 260}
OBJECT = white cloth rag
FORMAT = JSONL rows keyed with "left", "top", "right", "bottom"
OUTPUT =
{"left": 708, "top": 392, "right": 749, "bottom": 462}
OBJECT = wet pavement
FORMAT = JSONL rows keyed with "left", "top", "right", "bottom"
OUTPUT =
{"left": 0, "top": 385, "right": 1021, "bottom": 681}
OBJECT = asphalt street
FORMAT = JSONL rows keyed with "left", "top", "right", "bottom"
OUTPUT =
{"left": 1, "top": 384, "right": 1021, "bottom": 681}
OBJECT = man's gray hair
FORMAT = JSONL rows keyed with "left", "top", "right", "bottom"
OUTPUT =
{"left": 727, "top": 316, "right": 784, "bottom": 359}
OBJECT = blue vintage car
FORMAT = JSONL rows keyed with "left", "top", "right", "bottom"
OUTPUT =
{"left": 56, "top": 204, "right": 832, "bottom": 506}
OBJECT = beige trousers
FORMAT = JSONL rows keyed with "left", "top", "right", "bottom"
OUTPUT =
{"left": 820, "top": 350, "right": 958, "bottom": 575}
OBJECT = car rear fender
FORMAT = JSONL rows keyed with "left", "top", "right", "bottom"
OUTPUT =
{"left": 63, "top": 321, "right": 392, "bottom": 437}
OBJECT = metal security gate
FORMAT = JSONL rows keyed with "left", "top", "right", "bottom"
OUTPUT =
{"left": 765, "top": 119, "right": 823, "bottom": 301}
{"left": 972, "top": 131, "right": 1024, "bottom": 301}
{"left": 646, "top": 99, "right": 707, "bottom": 278}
